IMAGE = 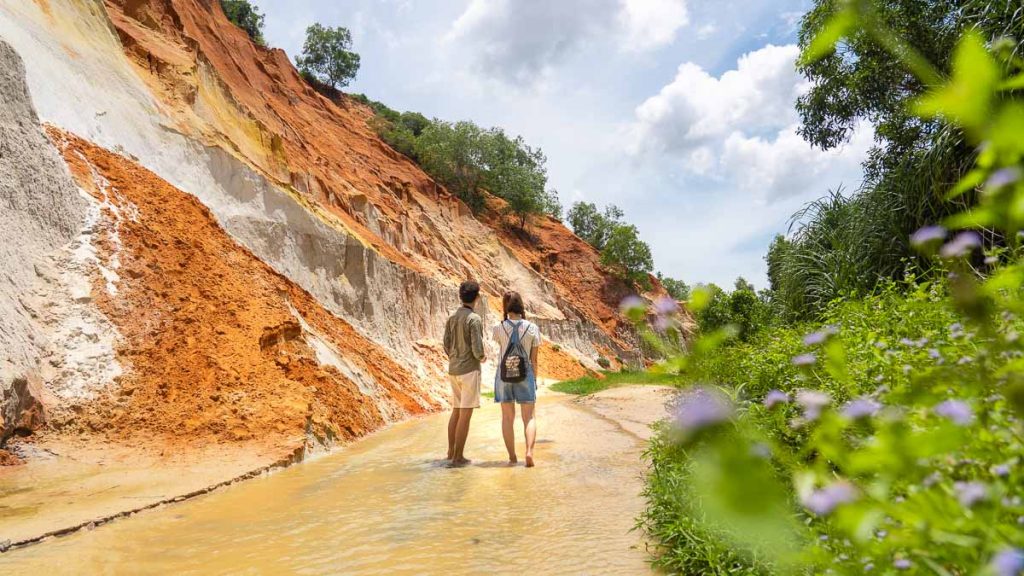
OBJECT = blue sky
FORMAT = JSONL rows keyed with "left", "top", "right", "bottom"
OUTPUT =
{"left": 256, "top": 0, "right": 872, "bottom": 289}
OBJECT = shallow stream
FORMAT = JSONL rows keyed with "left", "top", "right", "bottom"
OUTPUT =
{"left": 0, "top": 394, "right": 654, "bottom": 574}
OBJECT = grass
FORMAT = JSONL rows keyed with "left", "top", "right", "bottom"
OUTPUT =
{"left": 550, "top": 370, "right": 681, "bottom": 395}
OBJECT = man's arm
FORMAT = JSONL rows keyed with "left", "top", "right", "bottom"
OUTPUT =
{"left": 443, "top": 317, "right": 453, "bottom": 357}
{"left": 470, "top": 316, "right": 485, "bottom": 363}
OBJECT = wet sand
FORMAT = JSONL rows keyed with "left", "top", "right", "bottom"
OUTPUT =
{"left": 0, "top": 386, "right": 673, "bottom": 574}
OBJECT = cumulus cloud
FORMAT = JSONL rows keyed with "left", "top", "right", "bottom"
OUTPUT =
{"left": 619, "top": 0, "right": 689, "bottom": 52}
{"left": 626, "top": 43, "right": 870, "bottom": 201}
{"left": 445, "top": 0, "right": 688, "bottom": 84}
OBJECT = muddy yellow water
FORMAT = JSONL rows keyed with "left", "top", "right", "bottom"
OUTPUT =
{"left": 0, "top": 395, "right": 654, "bottom": 574}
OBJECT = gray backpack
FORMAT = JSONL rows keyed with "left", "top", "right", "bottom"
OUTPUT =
{"left": 500, "top": 321, "right": 529, "bottom": 383}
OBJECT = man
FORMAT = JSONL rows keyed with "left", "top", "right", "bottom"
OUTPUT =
{"left": 442, "top": 280, "right": 485, "bottom": 467}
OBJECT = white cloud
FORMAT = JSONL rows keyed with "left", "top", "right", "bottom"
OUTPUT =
{"left": 619, "top": 0, "right": 689, "bottom": 52}
{"left": 444, "top": 0, "right": 689, "bottom": 85}
{"left": 696, "top": 23, "right": 717, "bottom": 40}
{"left": 626, "top": 43, "right": 869, "bottom": 202}
{"left": 629, "top": 44, "right": 805, "bottom": 152}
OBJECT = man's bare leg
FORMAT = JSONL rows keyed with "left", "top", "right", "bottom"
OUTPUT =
{"left": 451, "top": 408, "right": 474, "bottom": 466}
{"left": 500, "top": 403, "right": 517, "bottom": 464}
{"left": 446, "top": 408, "right": 459, "bottom": 460}
{"left": 522, "top": 403, "right": 537, "bottom": 468}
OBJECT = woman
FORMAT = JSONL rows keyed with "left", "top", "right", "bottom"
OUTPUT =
{"left": 492, "top": 291, "right": 541, "bottom": 467}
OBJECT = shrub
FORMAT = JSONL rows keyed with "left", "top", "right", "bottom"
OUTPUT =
{"left": 600, "top": 224, "right": 653, "bottom": 290}
{"left": 296, "top": 23, "right": 360, "bottom": 89}
{"left": 220, "top": 0, "right": 265, "bottom": 45}
{"left": 596, "top": 356, "right": 611, "bottom": 369}
{"left": 567, "top": 202, "right": 624, "bottom": 250}
{"left": 551, "top": 343, "right": 561, "bottom": 352}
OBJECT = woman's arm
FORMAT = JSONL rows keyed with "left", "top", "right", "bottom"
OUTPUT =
{"left": 530, "top": 343, "right": 540, "bottom": 377}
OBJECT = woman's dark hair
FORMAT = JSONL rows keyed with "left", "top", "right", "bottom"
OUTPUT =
{"left": 459, "top": 280, "right": 480, "bottom": 305}
{"left": 502, "top": 291, "right": 526, "bottom": 320}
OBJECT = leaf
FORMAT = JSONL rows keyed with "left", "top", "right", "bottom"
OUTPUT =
{"left": 947, "top": 169, "right": 986, "bottom": 200}
{"left": 999, "top": 72, "right": 1024, "bottom": 91}
{"left": 914, "top": 32, "right": 999, "bottom": 131}
{"left": 799, "top": 8, "right": 855, "bottom": 66}
{"left": 943, "top": 208, "right": 995, "bottom": 229}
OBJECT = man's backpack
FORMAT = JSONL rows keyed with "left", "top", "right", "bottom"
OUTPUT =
{"left": 500, "top": 321, "right": 529, "bottom": 383}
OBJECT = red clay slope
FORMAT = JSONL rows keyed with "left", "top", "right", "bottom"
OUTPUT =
{"left": 49, "top": 127, "right": 437, "bottom": 450}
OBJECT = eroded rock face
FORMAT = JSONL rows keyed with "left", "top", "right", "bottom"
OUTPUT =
{"left": 0, "top": 375, "right": 46, "bottom": 446}
{"left": 0, "top": 38, "right": 86, "bottom": 440}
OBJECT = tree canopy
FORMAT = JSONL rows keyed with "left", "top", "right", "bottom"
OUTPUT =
{"left": 567, "top": 202, "right": 624, "bottom": 250}
{"left": 221, "top": 0, "right": 265, "bottom": 45}
{"left": 296, "top": 23, "right": 360, "bottom": 89}
{"left": 600, "top": 224, "right": 654, "bottom": 289}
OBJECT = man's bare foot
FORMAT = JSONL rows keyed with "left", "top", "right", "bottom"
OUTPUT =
{"left": 525, "top": 454, "right": 535, "bottom": 468}
{"left": 449, "top": 457, "right": 471, "bottom": 468}
{"left": 508, "top": 456, "right": 518, "bottom": 466}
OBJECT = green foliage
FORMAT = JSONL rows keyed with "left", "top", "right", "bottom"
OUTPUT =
{"left": 479, "top": 129, "right": 553, "bottom": 228}
{"left": 641, "top": 5, "right": 1024, "bottom": 573}
{"left": 220, "top": 0, "right": 265, "bottom": 45}
{"left": 414, "top": 120, "right": 488, "bottom": 210}
{"left": 658, "top": 273, "right": 691, "bottom": 301}
{"left": 411, "top": 120, "right": 559, "bottom": 223}
{"left": 567, "top": 202, "right": 625, "bottom": 250}
{"left": 692, "top": 283, "right": 773, "bottom": 342}
{"left": 776, "top": 0, "right": 1020, "bottom": 320}
{"left": 550, "top": 370, "right": 678, "bottom": 395}
{"left": 600, "top": 224, "right": 654, "bottom": 289}
{"left": 296, "top": 23, "right": 360, "bottom": 89}
{"left": 596, "top": 356, "right": 611, "bottom": 370}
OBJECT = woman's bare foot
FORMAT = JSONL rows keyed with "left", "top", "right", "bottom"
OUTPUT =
{"left": 449, "top": 457, "right": 472, "bottom": 468}
{"left": 525, "top": 454, "right": 535, "bottom": 468}
{"left": 508, "top": 456, "right": 518, "bottom": 466}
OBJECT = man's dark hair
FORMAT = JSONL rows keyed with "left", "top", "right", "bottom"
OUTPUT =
{"left": 459, "top": 280, "right": 480, "bottom": 305}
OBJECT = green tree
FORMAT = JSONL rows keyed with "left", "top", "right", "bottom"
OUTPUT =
{"left": 657, "top": 273, "right": 690, "bottom": 300}
{"left": 693, "top": 283, "right": 731, "bottom": 333}
{"left": 414, "top": 120, "right": 487, "bottom": 210}
{"left": 733, "top": 277, "right": 755, "bottom": 293}
{"left": 568, "top": 202, "right": 624, "bottom": 250}
{"left": 221, "top": 0, "right": 265, "bottom": 45}
{"left": 480, "top": 129, "right": 555, "bottom": 228}
{"left": 296, "top": 23, "right": 360, "bottom": 89}
{"left": 600, "top": 224, "right": 654, "bottom": 289}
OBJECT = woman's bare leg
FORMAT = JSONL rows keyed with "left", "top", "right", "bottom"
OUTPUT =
{"left": 501, "top": 403, "right": 517, "bottom": 464}
{"left": 521, "top": 403, "right": 536, "bottom": 467}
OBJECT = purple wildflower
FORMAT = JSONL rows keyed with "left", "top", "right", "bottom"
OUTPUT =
{"left": 796, "top": 389, "right": 831, "bottom": 420}
{"left": 763, "top": 390, "right": 789, "bottom": 408}
{"left": 992, "top": 464, "right": 1010, "bottom": 477}
{"left": 986, "top": 167, "right": 1022, "bottom": 190}
{"left": 990, "top": 549, "right": 1024, "bottom": 576}
{"left": 673, "top": 387, "right": 732, "bottom": 434}
{"left": 619, "top": 295, "right": 646, "bottom": 314}
{"left": 842, "top": 398, "right": 882, "bottom": 420}
{"left": 934, "top": 400, "right": 974, "bottom": 426}
{"left": 653, "top": 296, "right": 679, "bottom": 316}
{"left": 801, "top": 481, "right": 858, "bottom": 515}
{"left": 893, "top": 558, "right": 913, "bottom": 570}
{"left": 940, "top": 231, "right": 982, "bottom": 259}
{"left": 653, "top": 315, "right": 673, "bottom": 332}
{"left": 803, "top": 325, "right": 838, "bottom": 346}
{"left": 929, "top": 348, "right": 942, "bottom": 360}
{"left": 910, "top": 225, "right": 947, "bottom": 249}
{"left": 954, "top": 481, "right": 987, "bottom": 507}
{"left": 792, "top": 353, "right": 817, "bottom": 367}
